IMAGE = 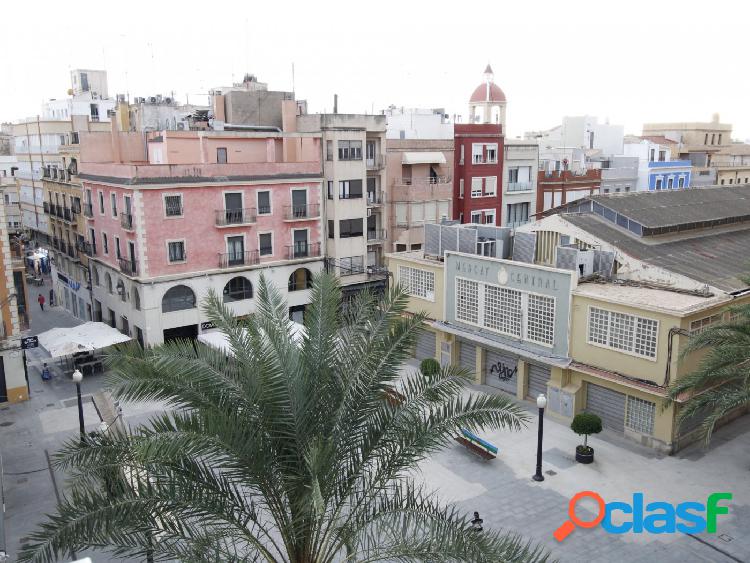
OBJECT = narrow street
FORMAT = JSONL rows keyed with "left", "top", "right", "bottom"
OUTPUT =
{"left": 1, "top": 271, "right": 159, "bottom": 562}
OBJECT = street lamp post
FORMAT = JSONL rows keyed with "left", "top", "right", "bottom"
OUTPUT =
{"left": 532, "top": 393, "right": 547, "bottom": 482}
{"left": 72, "top": 369, "right": 85, "bottom": 444}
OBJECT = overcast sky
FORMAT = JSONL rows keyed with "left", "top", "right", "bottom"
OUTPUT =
{"left": 3, "top": 0, "right": 749, "bottom": 140}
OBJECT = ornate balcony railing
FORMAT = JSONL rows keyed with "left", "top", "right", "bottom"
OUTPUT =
{"left": 215, "top": 208, "right": 257, "bottom": 226}
{"left": 218, "top": 250, "right": 260, "bottom": 268}
{"left": 283, "top": 203, "right": 320, "bottom": 221}
{"left": 286, "top": 242, "right": 321, "bottom": 260}
{"left": 118, "top": 257, "right": 138, "bottom": 276}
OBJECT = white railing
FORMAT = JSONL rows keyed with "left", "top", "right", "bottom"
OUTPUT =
{"left": 507, "top": 182, "right": 532, "bottom": 192}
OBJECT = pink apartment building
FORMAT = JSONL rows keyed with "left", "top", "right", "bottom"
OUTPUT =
{"left": 78, "top": 125, "right": 324, "bottom": 346}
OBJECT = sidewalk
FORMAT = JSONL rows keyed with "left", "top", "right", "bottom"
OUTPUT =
{"left": 414, "top": 377, "right": 750, "bottom": 562}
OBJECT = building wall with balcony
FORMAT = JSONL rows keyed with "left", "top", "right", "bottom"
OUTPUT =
{"left": 536, "top": 169, "right": 601, "bottom": 214}
{"left": 502, "top": 140, "right": 538, "bottom": 228}
{"left": 452, "top": 124, "right": 504, "bottom": 226}
{"left": 298, "top": 113, "right": 388, "bottom": 289}
{"left": 386, "top": 139, "right": 453, "bottom": 251}
{"left": 0, "top": 200, "right": 29, "bottom": 403}
{"left": 139, "top": 181, "right": 323, "bottom": 277}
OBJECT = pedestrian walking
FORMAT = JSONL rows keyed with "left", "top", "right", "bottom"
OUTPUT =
{"left": 49, "top": 288, "right": 55, "bottom": 306}
{"left": 41, "top": 363, "right": 51, "bottom": 381}
{"left": 37, "top": 293, "right": 45, "bottom": 311}
{"left": 471, "top": 511, "right": 483, "bottom": 532}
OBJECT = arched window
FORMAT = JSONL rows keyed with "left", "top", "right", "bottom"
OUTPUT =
{"left": 162, "top": 285, "right": 196, "bottom": 313}
{"left": 223, "top": 277, "right": 253, "bottom": 302}
{"left": 105, "top": 273, "right": 113, "bottom": 294}
{"left": 93, "top": 267, "right": 100, "bottom": 286}
{"left": 118, "top": 279, "right": 126, "bottom": 302}
{"left": 133, "top": 287, "right": 141, "bottom": 311}
{"left": 288, "top": 268, "right": 313, "bottom": 292}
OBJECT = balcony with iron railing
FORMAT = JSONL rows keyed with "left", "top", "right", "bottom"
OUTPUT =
{"left": 62, "top": 207, "right": 72, "bottom": 222}
{"left": 366, "top": 154, "right": 386, "bottom": 170}
{"left": 120, "top": 213, "right": 134, "bottom": 230}
{"left": 58, "top": 241, "right": 68, "bottom": 255}
{"left": 506, "top": 182, "right": 533, "bottom": 192}
{"left": 51, "top": 236, "right": 59, "bottom": 250}
{"left": 76, "top": 240, "right": 95, "bottom": 257}
{"left": 396, "top": 176, "right": 451, "bottom": 186}
{"left": 218, "top": 250, "right": 260, "bottom": 268}
{"left": 284, "top": 203, "right": 320, "bottom": 221}
{"left": 83, "top": 203, "right": 94, "bottom": 218}
{"left": 215, "top": 208, "right": 257, "bottom": 227}
{"left": 472, "top": 156, "right": 499, "bottom": 165}
{"left": 43, "top": 201, "right": 50, "bottom": 214}
{"left": 118, "top": 257, "right": 138, "bottom": 276}
{"left": 506, "top": 220, "right": 530, "bottom": 229}
{"left": 286, "top": 241, "right": 321, "bottom": 260}
{"left": 366, "top": 229, "right": 386, "bottom": 243}
{"left": 367, "top": 192, "right": 384, "bottom": 206}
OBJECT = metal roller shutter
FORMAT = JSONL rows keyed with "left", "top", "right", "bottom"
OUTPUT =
{"left": 484, "top": 349, "right": 518, "bottom": 394}
{"left": 415, "top": 330, "right": 436, "bottom": 361}
{"left": 527, "top": 363, "right": 551, "bottom": 400}
{"left": 458, "top": 339, "right": 476, "bottom": 374}
{"left": 585, "top": 383, "right": 626, "bottom": 434}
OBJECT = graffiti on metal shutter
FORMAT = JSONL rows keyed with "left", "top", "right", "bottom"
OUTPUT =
{"left": 489, "top": 359, "right": 517, "bottom": 381}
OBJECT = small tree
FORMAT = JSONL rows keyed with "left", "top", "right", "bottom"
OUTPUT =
{"left": 571, "top": 412, "right": 603, "bottom": 451}
{"left": 420, "top": 357, "right": 440, "bottom": 377}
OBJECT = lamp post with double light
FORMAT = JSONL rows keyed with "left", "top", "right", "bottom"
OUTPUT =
{"left": 532, "top": 393, "right": 546, "bottom": 482}
{"left": 72, "top": 369, "right": 85, "bottom": 444}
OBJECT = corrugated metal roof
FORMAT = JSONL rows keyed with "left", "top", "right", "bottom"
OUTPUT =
{"left": 562, "top": 213, "right": 750, "bottom": 293}
{"left": 587, "top": 185, "right": 750, "bottom": 228}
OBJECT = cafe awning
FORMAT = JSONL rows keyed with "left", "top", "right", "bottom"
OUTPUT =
{"left": 198, "top": 322, "right": 306, "bottom": 356}
{"left": 401, "top": 152, "right": 447, "bottom": 165}
{"left": 37, "top": 322, "right": 131, "bottom": 358}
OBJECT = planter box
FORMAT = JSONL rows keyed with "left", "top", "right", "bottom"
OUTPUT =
{"left": 576, "top": 446, "right": 594, "bottom": 464}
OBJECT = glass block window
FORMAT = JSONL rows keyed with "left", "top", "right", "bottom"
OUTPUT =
{"left": 456, "top": 278, "right": 479, "bottom": 324}
{"left": 689, "top": 313, "right": 723, "bottom": 335}
{"left": 526, "top": 294, "right": 555, "bottom": 345}
{"left": 609, "top": 311, "right": 635, "bottom": 352}
{"left": 588, "top": 307, "right": 609, "bottom": 345}
{"left": 399, "top": 266, "right": 435, "bottom": 301}
{"left": 625, "top": 396, "right": 655, "bottom": 435}
{"left": 484, "top": 285, "right": 522, "bottom": 337}
{"left": 635, "top": 317, "right": 659, "bottom": 358}
{"left": 588, "top": 307, "right": 659, "bottom": 359}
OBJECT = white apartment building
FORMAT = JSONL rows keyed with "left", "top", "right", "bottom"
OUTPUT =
{"left": 297, "top": 113, "right": 389, "bottom": 296}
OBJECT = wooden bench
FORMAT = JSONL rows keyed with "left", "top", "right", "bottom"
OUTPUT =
{"left": 453, "top": 429, "right": 498, "bottom": 460}
{"left": 383, "top": 387, "right": 406, "bottom": 406}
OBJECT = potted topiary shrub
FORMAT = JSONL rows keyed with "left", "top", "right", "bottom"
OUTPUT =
{"left": 570, "top": 412, "right": 602, "bottom": 464}
{"left": 419, "top": 358, "right": 440, "bottom": 378}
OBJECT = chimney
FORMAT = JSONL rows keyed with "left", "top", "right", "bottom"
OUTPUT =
{"left": 333, "top": 94, "right": 338, "bottom": 114}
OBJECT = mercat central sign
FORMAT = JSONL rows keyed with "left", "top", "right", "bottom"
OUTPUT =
{"left": 454, "top": 260, "right": 561, "bottom": 292}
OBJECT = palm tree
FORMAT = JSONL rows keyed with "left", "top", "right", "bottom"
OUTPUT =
{"left": 20, "top": 274, "right": 549, "bottom": 563}
{"left": 668, "top": 301, "right": 750, "bottom": 446}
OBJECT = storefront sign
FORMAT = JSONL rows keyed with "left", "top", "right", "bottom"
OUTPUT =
{"left": 21, "top": 335, "right": 39, "bottom": 349}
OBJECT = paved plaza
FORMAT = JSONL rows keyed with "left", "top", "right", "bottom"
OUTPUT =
{"left": 1, "top": 301, "right": 748, "bottom": 562}
{"left": 415, "top": 376, "right": 750, "bottom": 562}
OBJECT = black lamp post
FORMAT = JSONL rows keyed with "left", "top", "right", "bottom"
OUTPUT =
{"left": 72, "top": 369, "right": 85, "bottom": 444}
{"left": 532, "top": 393, "right": 547, "bottom": 482}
